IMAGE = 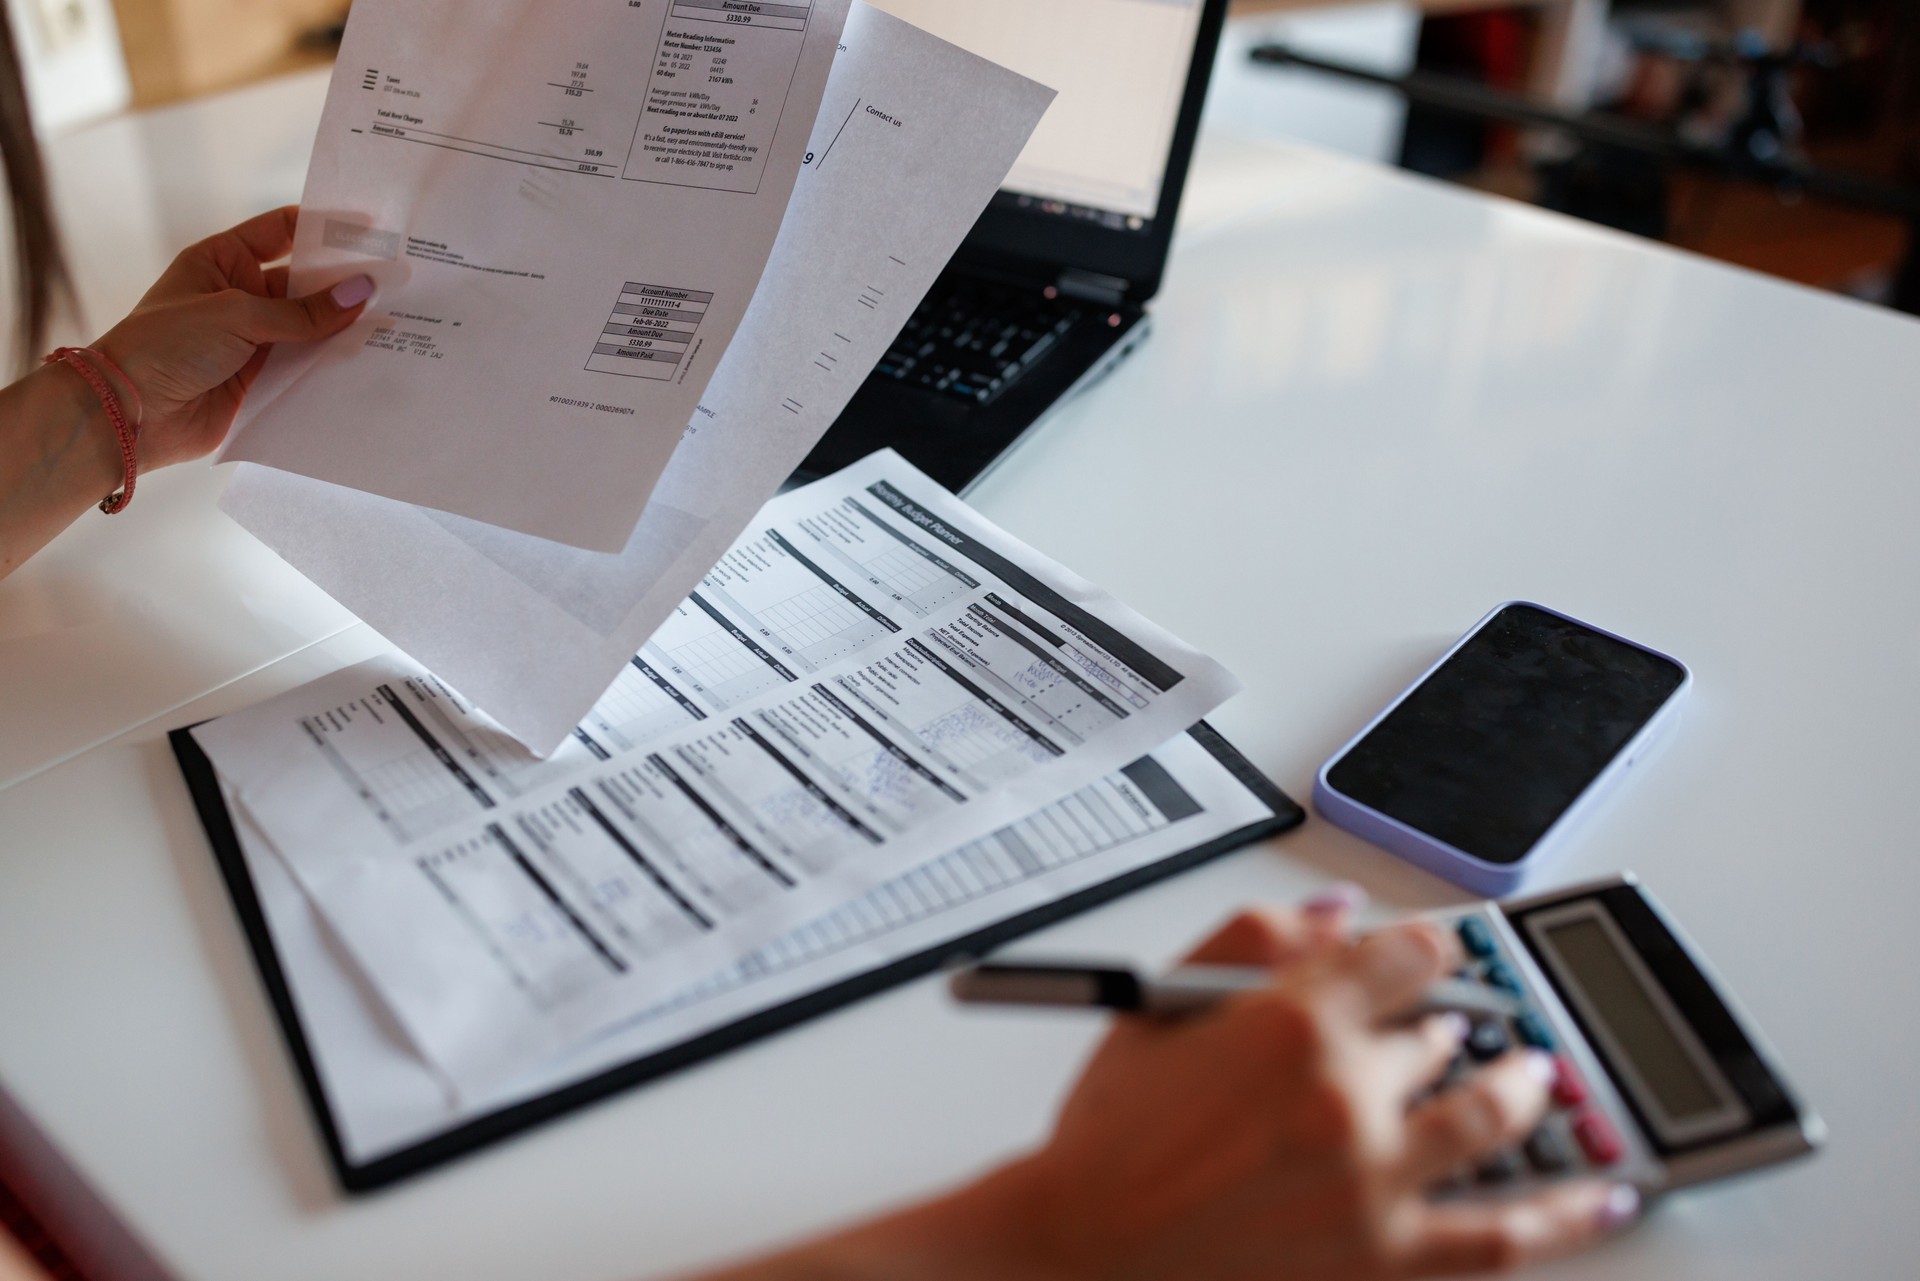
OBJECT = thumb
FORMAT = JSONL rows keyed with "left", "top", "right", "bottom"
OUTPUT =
{"left": 236, "top": 274, "right": 376, "bottom": 345}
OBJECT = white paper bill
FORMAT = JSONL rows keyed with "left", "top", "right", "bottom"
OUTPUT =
{"left": 224, "top": 730, "right": 1277, "bottom": 1166}
{"left": 217, "top": 0, "right": 853, "bottom": 551}
{"left": 195, "top": 452, "right": 1241, "bottom": 1095}
{"left": 221, "top": 3, "right": 1055, "bottom": 753}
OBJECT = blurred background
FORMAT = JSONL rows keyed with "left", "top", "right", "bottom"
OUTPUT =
{"left": 6, "top": 0, "right": 1918, "bottom": 311}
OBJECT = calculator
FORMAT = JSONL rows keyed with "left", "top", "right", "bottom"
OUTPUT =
{"left": 1432, "top": 874, "right": 1823, "bottom": 1197}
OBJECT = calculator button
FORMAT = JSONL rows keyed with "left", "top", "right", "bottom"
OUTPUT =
{"left": 1482, "top": 961, "right": 1524, "bottom": 997}
{"left": 1574, "top": 1110, "right": 1625, "bottom": 1166}
{"left": 1514, "top": 1011, "right": 1557, "bottom": 1051}
{"left": 1457, "top": 916, "right": 1497, "bottom": 959}
{"left": 1524, "top": 1126, "right": 1574, "bottom": 1174}
{"left": 1475, "top": 1149, "right": 1525, "bottom": 1185}
{"left": 1466, "top": 1019, "right": 1511, "bottom": 1062}
{"left": 1550, "top": 1058, "right": 1589, "bottom": 1108}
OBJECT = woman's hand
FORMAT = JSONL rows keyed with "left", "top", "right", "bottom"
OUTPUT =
{"left": 92, "top": 205, "right": 373, "bottom": 471}
{"left": 706, "top": 897, "right": 1637, "bottom": 1281}
{"left": 0, "top": 206, "right": 370, "bottom": 579}
{"left": 1005, "top": 906, "right": 1636, "bottom": 1279}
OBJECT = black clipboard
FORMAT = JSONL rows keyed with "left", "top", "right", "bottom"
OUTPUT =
{"left": 170, "top": 722, "right": 1304, "bottom": 1193}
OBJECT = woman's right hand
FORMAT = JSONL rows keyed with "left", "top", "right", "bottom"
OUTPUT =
{"left": 91, "top": 205, "right": 373, "bottom": 473}
{"left": 699, "top": 899, "right": 1638, "bottom": 1281}
{"left": 1009, "top": 905, "right": 1637, "bottom": 1279}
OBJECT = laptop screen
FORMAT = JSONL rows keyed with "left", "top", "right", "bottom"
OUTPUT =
{"left": 871, "top": 0, "right": 1209, "bottom": 235}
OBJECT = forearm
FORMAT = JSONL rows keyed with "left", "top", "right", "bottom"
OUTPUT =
{"left": 0, "top": 364, "right": 121, "bottom": 580}
{"left": 689, "top": 1154, "right": 1078, "bottom": 1281}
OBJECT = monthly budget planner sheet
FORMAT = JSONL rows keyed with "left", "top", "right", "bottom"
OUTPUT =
{"left": 219, "top": 0, "right": 854, "bottom": 550}
{"left": 222, "top": 3, "right": 1054, "bottom": 755}
{"left": 222, "top": 729, "right": 1278, "bottom": 1167}
{"left": 196, "top": 453, "right": 1240, "bottom": 1094}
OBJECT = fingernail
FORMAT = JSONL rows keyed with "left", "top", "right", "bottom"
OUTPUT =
{"left": 1437, "top": 1011, "right": 1471, "bottom": 1043}
{"left": 1303, "top": 882, "right": 1367, "bottom": 917}
{"left": 1599, "top": 1184, "right": 1641, "bottom": 1230}
{"left": 1524, "top": 1050, "right": 1557, "bottom": 1085}
{"left": 331, "top": 274, "right": 376, "bottom": 308}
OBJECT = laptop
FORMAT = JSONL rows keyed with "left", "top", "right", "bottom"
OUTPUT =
{"left": 794, "top": 0, "right": 1231, "bottom": 493}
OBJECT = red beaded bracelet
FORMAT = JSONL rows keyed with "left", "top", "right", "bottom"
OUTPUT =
{"left": 45, "top": 347, "right": 143, "bottom": 515}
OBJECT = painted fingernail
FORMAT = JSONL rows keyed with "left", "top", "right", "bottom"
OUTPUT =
{"left": 1524, "top": 1050, "right": 1557, "bottom": 1085}
{"left": 331, "top": 274, "right": 376, "bottom": 308}
{"left": 1599, "top": 1184, "right": 1641, "bottom": 1230}
{"left": 1303, "top": 882, "right": 1367, "bottom": 917}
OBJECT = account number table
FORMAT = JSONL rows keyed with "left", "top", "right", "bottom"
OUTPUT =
{"left": 5, "top": 81, "right": 1920, "bottom": 1281}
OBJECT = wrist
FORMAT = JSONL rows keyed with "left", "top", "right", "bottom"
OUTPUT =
{"left": 83, "top": 337, "right": 145, "bottom": 424}
{"left": 802, "top": 1152, "right": 1086, "bottom": 1281}
{"left": 30, "top": 360, "right": 124, "bottom": 499}
{"left": 83, "top": 335, "right": 155, "bottom": 462}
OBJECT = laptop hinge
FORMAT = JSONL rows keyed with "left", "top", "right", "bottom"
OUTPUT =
{"left": 1055, "top": 269, "right": 1130, "bottom": 306}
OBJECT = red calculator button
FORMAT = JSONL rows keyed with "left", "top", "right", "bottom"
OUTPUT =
{"left": 1574, "top": 1110, "right": 1625, "bottom": 1166}
{"left": 1551, "top": 1058, "right": 1589, "bottom": 1108}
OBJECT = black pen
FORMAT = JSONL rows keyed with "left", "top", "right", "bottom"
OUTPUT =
{"left": 949, "top": 961, "right": 1522, "bottom": 1021}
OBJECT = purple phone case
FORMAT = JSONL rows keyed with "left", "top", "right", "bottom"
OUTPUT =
{"left": 1313, "top": 602, "right": 1692, "bottom": 898}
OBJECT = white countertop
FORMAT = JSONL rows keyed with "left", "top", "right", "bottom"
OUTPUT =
{"left": 4, "top": 61, "right": 1920, "bottom": 1281}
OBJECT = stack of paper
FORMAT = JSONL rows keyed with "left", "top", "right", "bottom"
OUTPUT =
{"left": 196, "top": 453, "right": 1244, "bottom": 1096}
{"left": 188, "top": 1, "right": 1260, "bottom": 1113}
{"left": 217, "top": 0, "right": 1062, "bottom": 755}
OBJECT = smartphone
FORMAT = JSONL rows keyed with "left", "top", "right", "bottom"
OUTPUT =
{"left": 1314, "top": 603, "right": 1690, "bottom": 895}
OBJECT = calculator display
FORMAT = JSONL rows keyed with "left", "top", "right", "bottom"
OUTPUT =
{"left": 1524, "top": 899, "right": 1749, "bottom": 1148}
{"left": 1539, "top": 917, "right": 1722, "bottom": 1122}
{"left": 1506, "top": 879, "right": 1819, "bottom": 1177}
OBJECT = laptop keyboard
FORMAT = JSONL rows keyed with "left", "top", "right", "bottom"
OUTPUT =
{"left": 874, "top": 279, "right": 1088, "bottom": 406}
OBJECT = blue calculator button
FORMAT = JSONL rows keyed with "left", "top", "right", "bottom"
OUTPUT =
{"left": 1515, "top": 1011, "right": 1557, "bottom": 1051}
{"left": 1483, "top": 961, "right": 1524, "bottom": 996}
{"left": 1457, "top": 917, "right": 1497, "bottom": 959}
{"left": 1466, "top": 1019, "right": 1511, "bottom": 1062}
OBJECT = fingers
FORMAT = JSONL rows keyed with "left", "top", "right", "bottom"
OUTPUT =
{"left": 1300, "top": 882, "right": 1367, "bottom": 948}
{"left": 223, "top": 205, "right": 301, "bottom": 264}
{"left": 265, "top": 265, "right": 291, "bottom": 300}
{"left": 1400, "top": 1051, "right": 1556, "bottom": 1185}
{"left": 1184, "top": 909, "right": 1316, "bottom": 968}
{"left": 1373, "top": 1013, "right": 1470, "bottom": 1101}
{"left": 1402, "top": 1181, "right": 1639, "bottom": 1275}
{"left": 1184, "top": 885, "right": 1365, "bottom": 969}
{"left": 227, "top": 275, "right": 375, "bottom": 346}
{"left": 1340, "top": 920, "right": 1460, "bottom": 1020}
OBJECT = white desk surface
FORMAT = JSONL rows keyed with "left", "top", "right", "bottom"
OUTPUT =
{"left": 5, "top": 62, "right": 1920, "bottom": 1281}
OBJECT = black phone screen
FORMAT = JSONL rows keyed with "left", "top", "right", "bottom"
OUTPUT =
{"left": 1324, "top": 605, "right": 1687, "bottom": 866}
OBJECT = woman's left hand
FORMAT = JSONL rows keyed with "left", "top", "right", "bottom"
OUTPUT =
{"left": 91, "top": 205, "right": 374, "bottom": 471}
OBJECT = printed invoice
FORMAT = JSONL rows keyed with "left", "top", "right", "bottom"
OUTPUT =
{"left": 218, "top": 0, "right": 854, "bottom": 551}
{"left": 221, "top": 3, "right": 1054, "bottom": 756}
{"left": 225, "top": 731, "right": 1275, "bottom": 1166}
{"left": 194, "top": 453, "right": 1241, "bottom": 1095}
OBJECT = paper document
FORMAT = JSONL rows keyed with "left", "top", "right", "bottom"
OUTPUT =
{"left": 217, "top": 0, "right": 853, "bottom": 550}
{"left": 195, "top": 453, "right": 1241, "bottom": 1093}
{"left": 222, "top": 3, "right": 1054, "bottom": 753}
{"left": 224, "top": 730, "right": 1277, "bottom": 1166}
